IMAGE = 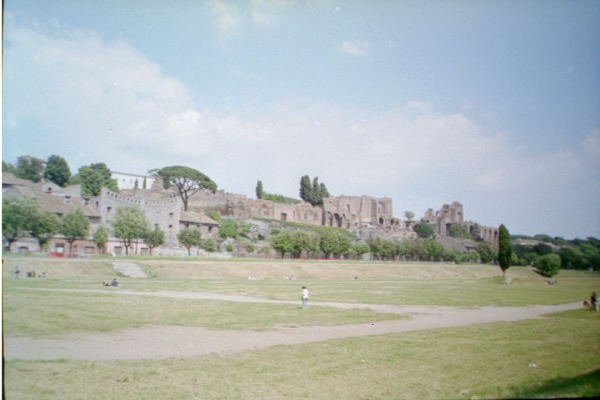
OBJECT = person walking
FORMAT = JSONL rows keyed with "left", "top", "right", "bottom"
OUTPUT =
{"left": 301, "top": 286, "right": 309, "bottom": 310}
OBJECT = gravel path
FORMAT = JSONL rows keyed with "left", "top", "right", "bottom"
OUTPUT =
{"left": 4, "top": 288, "right": 581, "bottom": 361}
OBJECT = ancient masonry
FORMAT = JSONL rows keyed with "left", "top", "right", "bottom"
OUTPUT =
{"left": 2, "top": 171, "right": 499, "bottom": 253}
{"left": 188, "top": 189, "right": 499, "bottom": 247}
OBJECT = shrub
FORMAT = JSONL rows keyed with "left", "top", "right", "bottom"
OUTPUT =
{"left": 414, "top": 223, "right": 435, "bottom": 239}
{"left": 534, "top": 253, "right": 561, "bottom": 277}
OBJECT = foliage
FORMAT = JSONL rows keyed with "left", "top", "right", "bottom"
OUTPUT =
{"left": 111, "top": 206, "right": 150, "bottom": 255}
{"left": 205, "top": 209, "right": 221, "bottom": 222}
{"left": 477, "top": 241, "right": 497, "bottom": 264}
{"left": 60, "top": 210, "right": 90, "bottom": 255}
{"left": 154, "top": 165, "right": 217, "bottom": 211}
{"left": 404, "top": 211, "right": 415, "bottom": 222}
{"left": 143, "top": 226, "right": 165, "bottom": 255}
{"left": 299, "top": 175, "right": 330, "bottom": 206}
{"left": 447, "top": 224, "right": 472, "bottom": 239}
{"left": 44, "top": 155, "right": 71, "bottom": 187}
{"left": 78, "top": 163, "right": 119, "bottom": 196}
{"left": 30, "top": 210, "right": 61, "bottom": 249}
{"left": 177, "top": 228, "right": 202, "bottom": 256}
{"left": 270, "top": 230, "right": 295, "bottom": 258}
{"left": 414, "top": 223, "right": 435, "bottom": 239}
{"left": 423, "top": 239, "right": 445, "bottom": 261}
{"left": 255, "top": 180, "right": 264, "bottom": 199}
{"left": 319, "top": 229, "right": 350, "bottom": 258}
{"left": 219, "top": 219, "right": 239, "bottom": 239}
{"left": 93, "top": 225, "right": 110, "bottom": 254}
{"left": 201, "top": 238, "right": 217, "bottom": 253}
{"left": 261, "top": 192, "right": 301, "bottom": 204}
{"left": 16, "top": 155, "right": 45, "bottom": 182}
{"left": 498, "top": 224, "right": 512, "bottom": 280}
{"left": 511, "top": 234, "right": 599, "bottom": 271}
{"left": 533, "top": 253, "right": 561, "bottom": 277}
{"left": 2, "top": 197, "right": 38, "bottom": 248}
{"left": 3, "top": 160, "right": 18, "bottom": 174}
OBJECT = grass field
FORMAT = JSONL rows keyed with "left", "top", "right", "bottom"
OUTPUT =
{"left": 3, "top": 255, "right": 600, "bottom": 399}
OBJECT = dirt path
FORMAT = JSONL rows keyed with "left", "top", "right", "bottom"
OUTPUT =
{"left": 112, "top": 261, "right": 147, "bottom": 278}
{"left": 4, "top": 288, "right": 581, "bottom": 361}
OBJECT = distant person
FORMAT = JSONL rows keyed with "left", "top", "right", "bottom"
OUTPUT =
{"left": 14, "top": 265, "right": 20, "bottom": 279}
{"left": 592, "top": 291, "right": 598, "bottom": 312}
{"left": 301, "top": 286, "right": 309, "bottom": 310}
{"left": 111, "top": 278, "right": 119, "bottom": 287}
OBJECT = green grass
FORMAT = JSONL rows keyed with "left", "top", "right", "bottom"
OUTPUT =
{"left": 5, "top": 311, "right": 600, "bottom": 399}
{"left": 5, "top": 256, "right": 598, "bottom": 307}
{"left": 3, "top": 256, "right": 600, "bottom": 399}
{"left": 3, "top": 288, "right": 402, "bottom": 337}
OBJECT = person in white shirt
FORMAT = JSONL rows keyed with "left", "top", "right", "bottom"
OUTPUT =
{"left": 301, "top": 286, "right": 309, "bottom": 309}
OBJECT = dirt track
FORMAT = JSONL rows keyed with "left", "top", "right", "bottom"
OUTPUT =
{"left": 4, "top": 288, "right": 581, "bottom": 361}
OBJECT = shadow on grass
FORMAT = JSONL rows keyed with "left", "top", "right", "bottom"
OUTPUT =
{"left": 512, "top": 368, "right": 600, "bottom": 399}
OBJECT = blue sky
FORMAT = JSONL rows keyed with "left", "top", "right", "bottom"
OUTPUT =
{"left": 3, "top": 0, "right": 600, "bottom": 238}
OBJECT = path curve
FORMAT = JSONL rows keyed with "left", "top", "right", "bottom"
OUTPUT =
{"left": 4, "top": 288, "right": 581, "bottom": 361}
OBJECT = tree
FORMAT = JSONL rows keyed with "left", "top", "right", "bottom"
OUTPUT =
{"left": 299, "top": 175, "right": 312, "bottom": 202}
{"left": 271, "top": 230, "right": 294, "bottom": 258}
{"left": 319, "top": 229, "right": 350, "bottom": 259}
{"left": 111, "top": 206, "right": 150, "bottom": 255}
{"left": 477, "top": 241, "right": 497, "bottom": 264}
{"left": 2, "top": 197, "right": 38, "bottom": 250}
{"left": 3, "top": 161, "right": 18, "bottom": 174}
{"left": 299, "top": 175, "right": 330, "bottom": 206}
{"left": 155, "top": 166, "right": 217, "bottom": 211}
{"left": 44, "top": 155, "right": 71, "bottom": 187}
{"left": 414, "top": 223, "right": 435, "bottom": 239}
{"left": 202, "top": 238, "right": 217, "bottom": 253}
{"left": 219, "top": 219, "right": 238, "bottom": 239}
{"left": 311, "top": 177, "right": 322, "bottom": 206}
{"left": 93, "top": 225, "right": 110, "bottom": 254}
{"left": 30, "top": 210, "right": 61, "bottom": 250}
{"left": 534, "top": 253, "right": 561, "bottom": 278}
{"left": 448, "top": 224, "right": 471, "bottom": 239}
{"left": 256, "top": 180, "right": 264, "bottom": 199}
{"left": 423, "top": 239, "right": 445, "bottom": 261}
{"left": 178, "top": 227, "right": 202, "bottom": 256}
{"left": 79, "top": 163, "right": 119, "bottom": 196}
{"left": 61, "top": 210, "right": 90, "bottom": 256}
{"left": 16, "top": 155, "right": 45, "bottom": 182}
{"left": 498, "top": 224, "right": 512, "bottom": 283}
{"left": 319, "top": 183, "right": 330, "bottom": 199}
{"left": 290, "top": 231, "right": 315, "bottom": 258}
{"left": 404, "top": 211, "right": 415, "bottom": 222}
{"left": 143, "top": 226, "right": 165, "bottom": 255}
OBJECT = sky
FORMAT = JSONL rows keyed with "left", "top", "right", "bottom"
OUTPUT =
{"left": 3, "top": 0, "right": 600, "bottom": 239}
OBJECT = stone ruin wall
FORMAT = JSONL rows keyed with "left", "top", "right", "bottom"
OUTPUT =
{"left": 164, "top": 185, "right": 499, "bottom": 248}
{"left": 188, "top": 190, "right": 414, "bottom": 239}
{"left": 95, "top": 188, "right": 182, "bottom": 245}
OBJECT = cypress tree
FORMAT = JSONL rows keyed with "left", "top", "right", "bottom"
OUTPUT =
{"left": 498, "top": 224, "right": 512, "bottom": 283}
{"left": 300, "top": 175, "right": 312, "bottom": 202}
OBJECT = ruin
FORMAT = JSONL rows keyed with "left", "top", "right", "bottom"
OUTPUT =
{"left": 2, "top": 171, "right": 499, "bottom": 254}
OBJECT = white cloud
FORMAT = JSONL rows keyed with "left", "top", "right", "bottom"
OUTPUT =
{"left": 207, "top": 0, "right": 242, "bottom": 35}
{"left": 4, "top": 18, "right": 599, "bottom": 238}
{"left": 339, "top": 40, "right": 370, "bottom": 56}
